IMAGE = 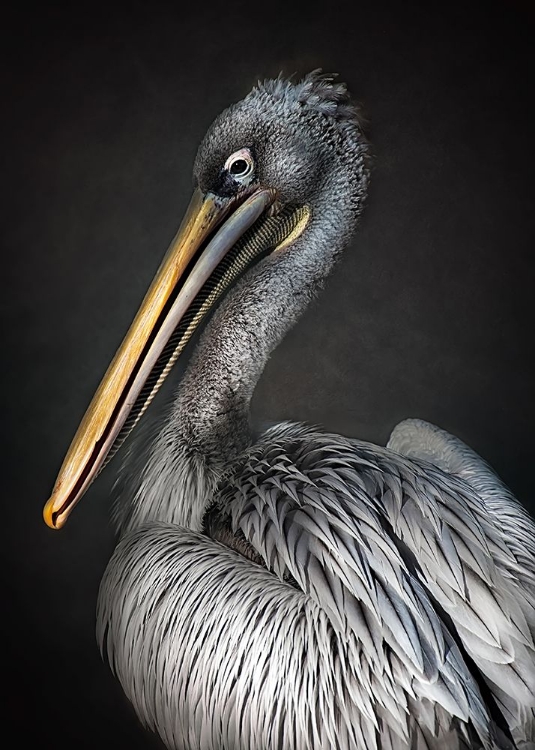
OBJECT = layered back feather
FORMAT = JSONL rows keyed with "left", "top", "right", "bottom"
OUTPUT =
{"left": 99, "top": 421, "right": 535, "bottom": 749}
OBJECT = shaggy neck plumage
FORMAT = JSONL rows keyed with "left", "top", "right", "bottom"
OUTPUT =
{"left": 115, "top": 129, "right": 368, "bottom": 535}
{"left": 174, "top": 190, "right": 359, "bottom": 462}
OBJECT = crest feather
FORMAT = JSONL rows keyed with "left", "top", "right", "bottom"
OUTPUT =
{"left": 256, "top": 69, "right": 364, "bottom": 127}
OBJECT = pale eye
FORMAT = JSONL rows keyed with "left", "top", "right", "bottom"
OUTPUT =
{"left": 224, "top": 148, "right": 254, "bottom": 181}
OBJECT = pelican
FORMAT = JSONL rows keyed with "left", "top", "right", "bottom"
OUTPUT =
{"left": 43, "top": 72, "right": 535, "bottom": 750}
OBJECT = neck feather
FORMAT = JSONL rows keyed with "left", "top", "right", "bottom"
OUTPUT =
{"left": 115, "top": 168, "right": 367, "bottom": 534}
{"left": 174, "top": 170, "right": 364, "bottom": 468}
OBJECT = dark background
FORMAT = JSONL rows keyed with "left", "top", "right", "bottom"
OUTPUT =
{"left": 1, "top": 1, "right": 533, "bottom": 748}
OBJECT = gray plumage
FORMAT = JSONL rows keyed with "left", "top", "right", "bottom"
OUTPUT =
{"left": 96, "top": 73, "right": 535, "bottom": 749}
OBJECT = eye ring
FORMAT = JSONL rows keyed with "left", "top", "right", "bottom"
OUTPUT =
{"left": 224, "top": 148, "right": 254, "bottom": 181}
{"left": 229, "top": 158, "right": 249, "bottom": 176}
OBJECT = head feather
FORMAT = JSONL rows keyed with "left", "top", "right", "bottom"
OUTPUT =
{"left": 255, "top": 69, "right": 366, "bottom": 132}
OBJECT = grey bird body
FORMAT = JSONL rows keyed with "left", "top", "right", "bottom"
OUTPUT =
{"left": 48, "top": 73, "right": 535, "bottom": 749}
{"left": 99, "top": 416, "right": 535, "bottom": 749}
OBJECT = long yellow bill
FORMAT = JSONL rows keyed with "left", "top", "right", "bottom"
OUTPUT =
{"left": 43, "top": 187, "right": 275, "bottom": 529}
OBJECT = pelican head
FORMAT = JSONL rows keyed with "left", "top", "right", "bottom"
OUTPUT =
{"left": 43, "top": 71, "right": 370, "bottom": 529}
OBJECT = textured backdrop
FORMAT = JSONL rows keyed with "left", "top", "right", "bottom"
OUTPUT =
{"left": 1, "top": 1, "right": 533, "bottom": 748}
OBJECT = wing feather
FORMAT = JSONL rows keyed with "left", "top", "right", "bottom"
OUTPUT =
{"left": 216, "top": 421, "right": 535, "bottom": 747}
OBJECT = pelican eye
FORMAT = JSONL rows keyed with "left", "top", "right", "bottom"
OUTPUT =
{"left": 230, "top": 159, "right": 249, "bottom": 176}
{"left": 224, "top": 148, "right": 254, "bottom": 181}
